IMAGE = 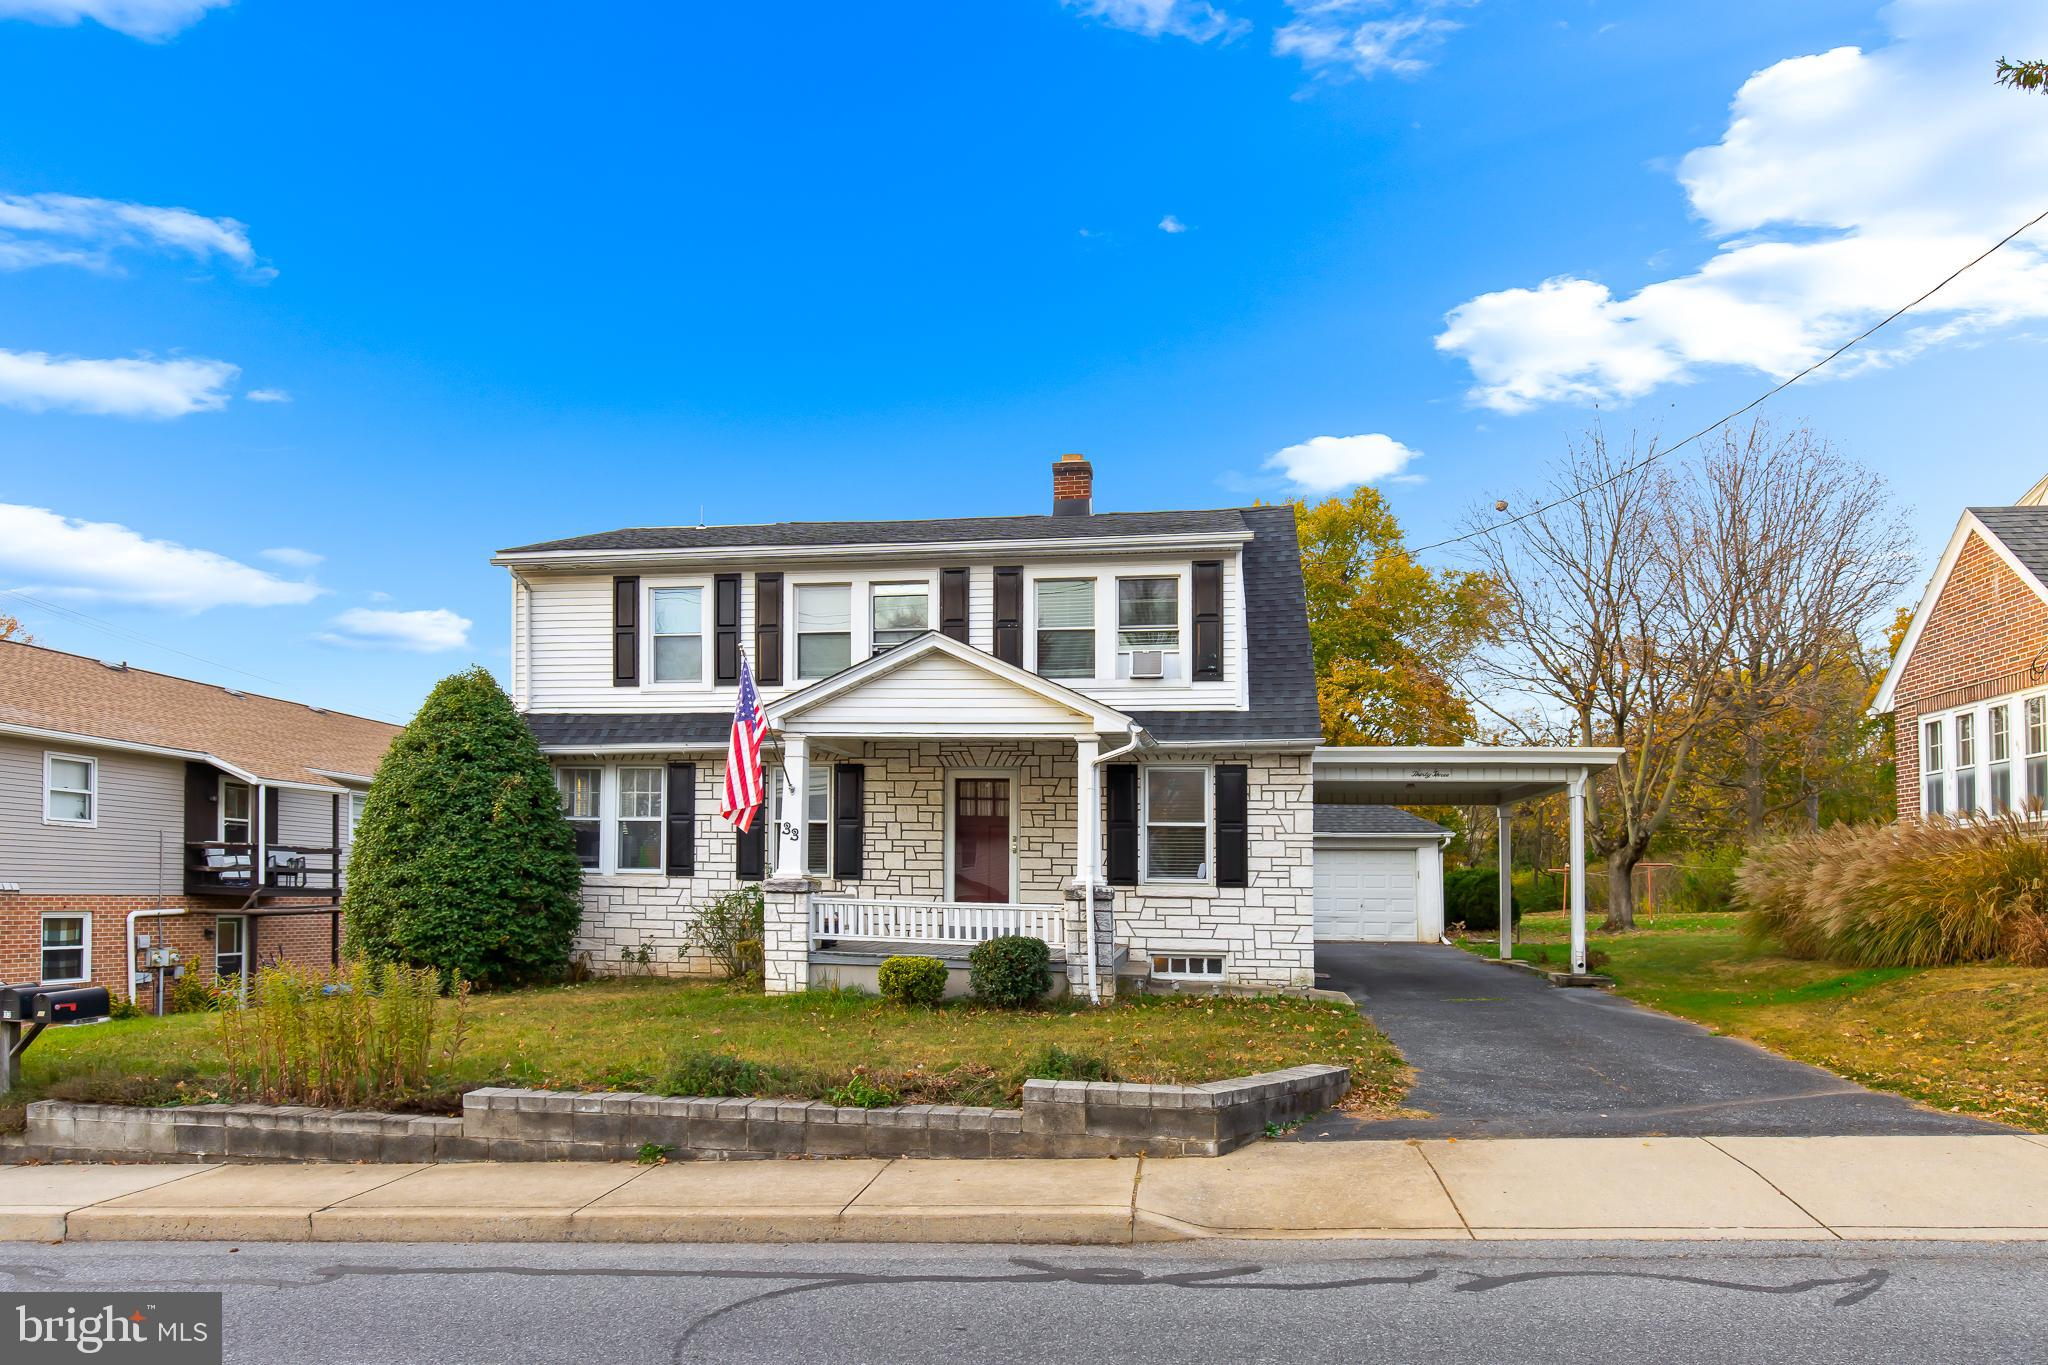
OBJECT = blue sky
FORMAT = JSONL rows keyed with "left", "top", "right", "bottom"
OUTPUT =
{"left": 1, "top": 0, "right": 2044, "bottom": 722}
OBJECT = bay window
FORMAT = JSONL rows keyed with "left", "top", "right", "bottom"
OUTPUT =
{"left": 1923, "top": 719, "right": 1944, "bottom": 816}
{"left": 1143, "top": 766, "right": 1208, "bottom": 881}
{"left": 795, "top": 584, "right": 853, "bottom": 679}
{"left": 650, "top": 587, "right": 704, "bottom": 682}
{"left": 870, "top": 584, "right": 929, "bottom": 653}
{"left": 1955, "top": 712, "right": 1977, "bottom": 813}
{"left": 616, "top": 766, "right": 664, "bottom": 871}
{"left": 1035, "top": 578, "right": 1094, "bottom": 679}
{"left": 557, "top": 766, "right": 602, "bottom": 868}
{"left": 1990, "top": 704, "right": 2012, "bottom": 814}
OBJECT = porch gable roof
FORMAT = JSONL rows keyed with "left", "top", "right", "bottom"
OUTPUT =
{"left": 764, "top": 631, "right": 1135, "bottom": 738}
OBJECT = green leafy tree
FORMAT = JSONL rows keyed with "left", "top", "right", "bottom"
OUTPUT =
{"left": 1296, "top": 487, "right": 1502, "bottom": 745}
{"left": 345, "top": 667, "right": 583, "bottom": 986}
{"left": 1996, "top": 58, "right": 2047, "bottom": 91}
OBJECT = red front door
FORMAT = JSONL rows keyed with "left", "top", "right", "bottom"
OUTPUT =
{"left": 952, "top": 777, "right": 1011, "bottom": 903}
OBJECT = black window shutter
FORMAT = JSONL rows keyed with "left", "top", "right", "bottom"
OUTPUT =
{"left": 1192, "top": 560, "right": 1224, "bottom": 682}
{"left": 939, "top": 568, "right": 970, "bottom": 643}
{"left": 612, "top": 575, "right": 640, "bottom": 687}
{"left": 666, "top": 763, "right": 696, "bottom": 877}
{"left": 754, "top": 573, "right": 783, "bottom": 686}
{"left": 993, "top": 566, "right": 1023, "bottom": 666}
{"left": 714, "top": 573, "right": 742, "bottom": 685}
{"left": 1214, "top": 764, "right": 1248, "bottom": 888}
{"left": 735, "top": 805, "right": 765, "bottom": 881}
{"left": 1106, "top": 764, "right": 1139, "bottom": 886}
{"left": 833, "top": 763, "right": 864, "bottom": 879}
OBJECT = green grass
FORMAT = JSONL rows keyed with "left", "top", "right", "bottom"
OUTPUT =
{"left": 1453, "top": 909, "right": 2048, "bottom": 1130}
{"left": 0, "top": 977, "right": 1408, "bottom": 1130}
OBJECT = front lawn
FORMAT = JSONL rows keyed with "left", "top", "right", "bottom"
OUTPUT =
{"left": 1454, "top": 909, "right": 2048, "bottom": 1130}
{"left": 1, "top": 978, "right": 1408, "bottom": 1130}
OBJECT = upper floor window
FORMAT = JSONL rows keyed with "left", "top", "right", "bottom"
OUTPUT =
{"left": 1035, "top": 578, "right": 1095, "bottom": 680}
{"left": 1117, "top": 578, "right": 1179, "bottom": 652}
{"left": 871, "top": 584, "right": 929, "bottom": 653}
{"left": 349, "top": 792, "right": 367, "bottom": 835}
{"left": 44, "top": 754, "right": 95, "bottom": 826}
{"left": 651, "top": 587, "right": 704, "bottom": 682}
{"left": 1956, "top": 712, "right": 1978, "bottom": 813}
{"left": 796, "top": 584, "right": 853, "bottom": 679}
{"left": 1923, "top": 719, "right": 1945, "bottom": 817}
{"left": 616, "top": 766, "right": 664, "bottom": 871}
{"left": 1990, "top": 705, "right": 2012, "bottom": 814}
{"left": 222, "top": 780, "right": 252, "bottom": 843}
{"left": 557, "top": 767, "right": 602, "bottom": 868}
{"left": 2030, "top": 697, "right": 2048, "bottom": 807}
{"left": 1143, "top": 766, "right": 1208, "bottom": 881}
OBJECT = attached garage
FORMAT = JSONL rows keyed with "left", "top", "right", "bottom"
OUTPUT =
{"left": 1311, "top": 805, "right": 1448, "bottom": 943}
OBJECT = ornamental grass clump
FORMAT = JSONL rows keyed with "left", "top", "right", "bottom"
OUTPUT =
{"left": 214, "top": 961, "right": 469, "bottom": 1108}
{"left": 1738, "top": 813, "right": 2048, "bottom": 967}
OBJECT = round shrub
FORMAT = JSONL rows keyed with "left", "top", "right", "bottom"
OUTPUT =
{"left": 877, "top": 954, "right": 949, "bottom": 1007}
{"left": 968, "top": 934, "right": 1052, "bottom": 1007}
{"left": 1444, "top": 866, "right": 1521, "bottom": 932}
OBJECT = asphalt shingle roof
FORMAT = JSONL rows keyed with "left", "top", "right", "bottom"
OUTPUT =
{"left": 0, "top": 641, "right": 399, "bottom": 788}
{"left": 501, "top": 508, "right": 1252, "bottom": 556}
{"left": 1970, "top": 506, "right": 2048, "bottom": 586}
{"left": 1314, "top": 804, "right": 1449, "bottom": 837}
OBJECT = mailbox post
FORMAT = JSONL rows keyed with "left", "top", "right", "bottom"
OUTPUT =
{"left": 0, "top": 982, "right": 112, "bottom": 1096}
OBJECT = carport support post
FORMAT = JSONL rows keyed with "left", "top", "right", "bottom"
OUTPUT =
{"left": 1567, "top": 772, "right": 1589, "bottom": 976}
{"left": 1496, "top": 806, "right": 1512, "bottom": 961}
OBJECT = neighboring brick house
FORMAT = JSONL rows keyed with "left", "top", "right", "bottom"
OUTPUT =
{"left": 1874, "top": 497, "right": 2048, "bottom": 821}
{"left": 0, "top": 643, "right": 399, "bottom": 1007}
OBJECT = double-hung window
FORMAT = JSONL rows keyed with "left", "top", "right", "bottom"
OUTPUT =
{"left": 216, "top": 916, "right": 248, "bottom": 991}
{"left": 1143, "top": 766, "right": 1208, "bottom": 881}
{"left": 1118, "top": 577, "right": 1179, "bottom": 679}
{"left": 616, "top": 766, "right": 664, "bottom": 871}
{"left": 557, "top": 767, "right": 602, "bottom": 868}
{"left": 1923, "top": 719, "right": 1945, "bottom": 816}
{"left": 222, "top": 780, "right": 252, "bottom": 844}
{"left": 41, "top": 914, "right": 88, "bottom": 983}
{"left": 1955, "top": 712, "right": 1978, "bottom": 813}
{"left": 349, "top": 792, "right": 367, "bottom": 835}
{"left": 1989, "top": 705, "right": 2013, "bottom": 814}
{"left": 651, "top": 587, "right": 704, "bottom": 682}
{"left": 805, "top": 767, "right": 830, "bottom": 875}
{"left": 2029, "top": 697, "right": 2048, "bottom": 808}
{"left": 1035, "top": 578, "right": 1095, "bottom": 679}
{"left": 44, "top": 754, "right": 95, "bottom": 825}
{"left": 870, "top": 584, "right": 929, "bottom": 653}
{"left": 795, "top": 584, "right": 853, "bottom": 679}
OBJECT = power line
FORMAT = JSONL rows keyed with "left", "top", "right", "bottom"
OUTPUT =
{"left": 1411, "top": 204, "right": 2048, "bottom": 557}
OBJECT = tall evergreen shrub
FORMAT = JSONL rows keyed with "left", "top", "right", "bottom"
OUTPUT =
{"left": 344, "top": 667, "right": 583, "bottom": 986}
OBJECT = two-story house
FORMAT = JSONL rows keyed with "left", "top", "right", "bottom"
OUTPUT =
{"left": 0, "top": 642, "right": 399, "bottom": 1007}
{"left": 496, "top": 455, "right": 1330, "bottom": 999}
{"left": 1875, "top": 481, "right": 2048, "bottom": 822}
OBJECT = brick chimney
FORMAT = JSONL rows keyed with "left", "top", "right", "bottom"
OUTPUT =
{"left": 1052, "top": 453, "right": 1093, "bottom": 517}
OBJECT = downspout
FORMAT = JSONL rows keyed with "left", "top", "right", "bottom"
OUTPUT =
{"left": 1083, "top": 723, "right": 1148, "bottom": 1005}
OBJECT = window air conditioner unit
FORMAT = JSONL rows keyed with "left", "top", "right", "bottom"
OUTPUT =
{"left": 1128, "top": 649, "right": 1166, "bottom": 680}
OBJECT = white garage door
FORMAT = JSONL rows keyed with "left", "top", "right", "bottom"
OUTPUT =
{"left": 1314, "top": 847, "right": 1420, "bottom": 941}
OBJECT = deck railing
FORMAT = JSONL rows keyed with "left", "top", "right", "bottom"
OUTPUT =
{"left": 811, "top": 897, "right": 1065, "bottom": 948}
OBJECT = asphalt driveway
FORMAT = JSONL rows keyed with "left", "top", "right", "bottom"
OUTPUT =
{"left": 1306, "top": 943, "right": 2011, "bottom": 1140}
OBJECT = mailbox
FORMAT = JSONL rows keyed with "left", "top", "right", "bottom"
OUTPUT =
{"left": 0, "top": 984, "right": 38, "bottom": 1022}
{"left": 30, "top": 986, "right": 111, "bottom": 1024}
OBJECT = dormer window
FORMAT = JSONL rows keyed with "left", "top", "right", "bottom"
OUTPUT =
{"left": 796, "top": 584, "right": 853, "bottom": 679}
{"left": 871, "top": 584, "right": 930, "bottom": 653}
{"left": 651, "top": 587, "right": 704, "bottom": 682}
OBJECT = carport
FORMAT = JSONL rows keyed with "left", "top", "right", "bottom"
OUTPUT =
{"left": 1312, "top": 746, "right": 1624, "bottom": 974}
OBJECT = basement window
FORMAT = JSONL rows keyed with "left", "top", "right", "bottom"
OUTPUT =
{"left": 1152, "top": 955, "right": 1224, "bottom": 979}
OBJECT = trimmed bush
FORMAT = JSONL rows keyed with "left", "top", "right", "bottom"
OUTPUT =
{"left": 877, "top": 954, "right": 949, "bottom": 1006}
{"left": 968, "top": 934, "right": 1053, "bottom": 1006}
{"left": 1667, "top": 847, "right": 1743, "bottom": 914}
{"left": 1739, "top": 814, "right": 2048, "bottom": 967}
{"left": 344, "top": 667, "right": 583, "bottom": 987}
{"left": 1444, "top": 866, "right": 1521, "bottom": 931}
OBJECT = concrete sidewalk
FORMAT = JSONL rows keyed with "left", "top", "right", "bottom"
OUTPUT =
{"left": 6, "top": 1135, "right": 2048, "bottom": 1245}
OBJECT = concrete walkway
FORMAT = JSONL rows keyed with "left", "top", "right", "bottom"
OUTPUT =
{"left": 8, "top": 1136, "right": 2048, "bottom": 1244}
{"left": 1310, "top": 943, "right": 2009, "bottom": 1139}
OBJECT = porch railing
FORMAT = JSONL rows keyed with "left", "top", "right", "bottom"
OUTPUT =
{"left": 811, "top": 897, "right": 1065, "bottom": 948}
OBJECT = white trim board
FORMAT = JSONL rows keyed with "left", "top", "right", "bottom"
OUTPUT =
{"left": 1872, "top": 510, "right": 2048, "bottom": 716}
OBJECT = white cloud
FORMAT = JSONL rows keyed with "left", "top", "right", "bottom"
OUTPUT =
{"left": 260, "top": 546, "right": 322, "bottom": 569}
{"left": 0, "top": 0, "right": 230, "bottom": 40}
{"left": 0, "top": 349, "right": 238, "bottom": 418}
{"left": 317, "top": 608, "right": 473, "bottom": 654}
{"left": 0, "top": 503, "right": 322, "bottom": 609}
{"left": 1275, "top": 1, "right": 1471, "bottom": 79}
{"left": 366, "top": 590, "right": 392, "bottom": 603}
{"left": 1158, "top": 214, "right": 1190, "bottom": 234}
{"left": 0, "top": 192, "right": 258, "bottom": 274}
{"left": 1263, "top": 433, "right": 1423, "bottom": 492}
{"left": 1062, "top": 0, "right": 1246, "bottom": 44}
{"left": 1436, "top": 0, "right": 2048, "bottom": 413}
{"left": 245, "top": 387, "right": 291, "bottom": 402}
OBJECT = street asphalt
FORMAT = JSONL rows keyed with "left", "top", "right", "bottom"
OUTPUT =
{"left": 4, "top": 1239, "right": 2042, "bottom": 1363}
{"left": 1307, "top": 942, "right": 2009, "bottom": 1139}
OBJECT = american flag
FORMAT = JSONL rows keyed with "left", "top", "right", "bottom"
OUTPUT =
{"left": 721, "top": 655, "right": 769, "bottom": 832}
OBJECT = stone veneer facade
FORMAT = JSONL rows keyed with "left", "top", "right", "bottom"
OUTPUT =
{"left": 566, "top": 745, "right": 1316, "bottom": 994}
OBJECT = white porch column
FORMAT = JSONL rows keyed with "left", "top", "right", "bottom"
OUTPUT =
{"left": 1075, "top": 736, "right": 1102, "bottom": 1004}
{"left": 1496, "top": 805, "right": 1513, "bottom": 962}
{"left": 773, "top": 734, "right": 808, "bottom": 881}
{"left": 1567, "top": 772, "right": 1589, "bottom": 976}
